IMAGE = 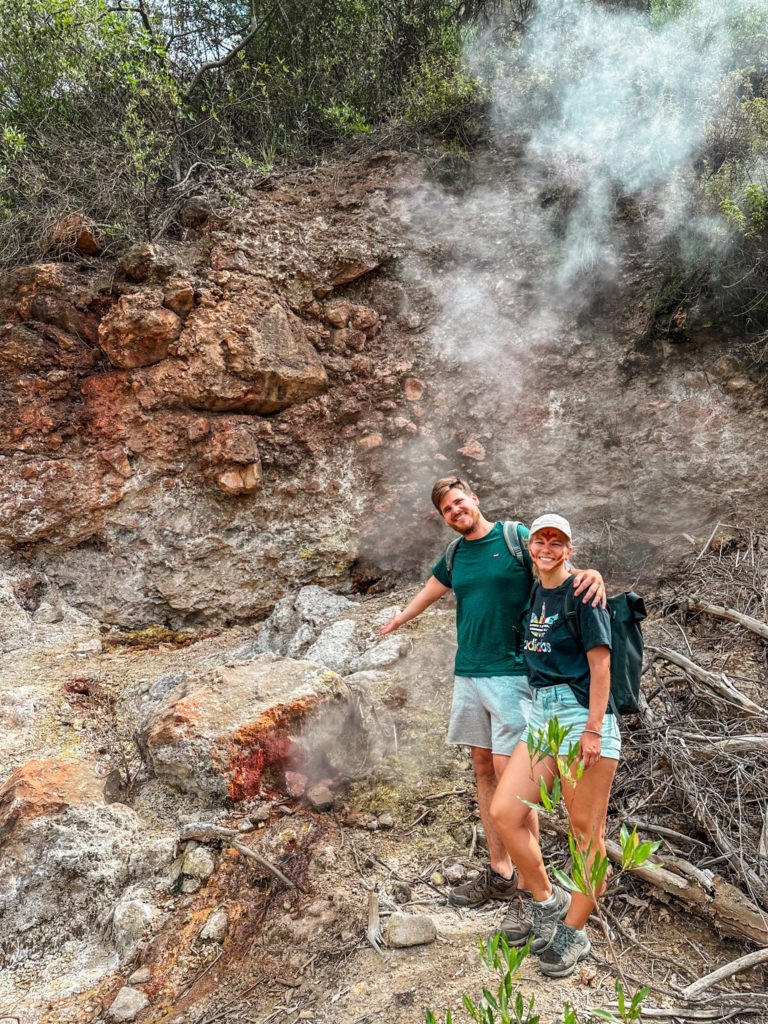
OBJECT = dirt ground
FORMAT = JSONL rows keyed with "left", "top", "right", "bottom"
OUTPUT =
{"left": 3, "top": 570, "right": 768, "bottom": 1024}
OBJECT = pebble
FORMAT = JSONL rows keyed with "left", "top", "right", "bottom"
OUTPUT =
{"left": 128, "top": 966, "right": 151, "bottom": 985}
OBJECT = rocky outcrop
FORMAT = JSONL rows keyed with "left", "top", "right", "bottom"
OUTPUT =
{"left": 0, "top": 155, "right": 412, "bottom": 626}
{"left": 141, "top": 652, "right": 393, "bottom": 802}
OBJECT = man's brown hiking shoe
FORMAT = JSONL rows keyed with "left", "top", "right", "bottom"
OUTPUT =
{"left": 498, "top": 888, "right": 535, "bottom": 944}
{"left": 448, "top": 864, "right": 517, "bottom": 907}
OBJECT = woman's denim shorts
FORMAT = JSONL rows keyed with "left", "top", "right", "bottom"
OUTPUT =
{"left": 521, "top": 683, "right": 621, "bottom": 762}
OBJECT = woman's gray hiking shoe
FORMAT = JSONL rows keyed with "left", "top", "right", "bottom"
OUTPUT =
{"left": 498, "top": 889, "right": 535, "bottom": 944}
{"left": 538, "top": 921, "right": 591, "bottom": 977}
{"left": 448, "top": 864, "right": 517, "bottom": 907}
{"left": 529, "top": 884, "right": 571, "bottom": 952}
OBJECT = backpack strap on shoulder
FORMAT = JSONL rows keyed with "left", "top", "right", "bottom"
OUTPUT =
{"left": 444, "top": 536, "right": 462, "bottom": 579}
{"left": 562, "top": 581, "right": 580, "bottom": 641}
{"left": 502, "top": 520, "right": 533, "bottom": 575}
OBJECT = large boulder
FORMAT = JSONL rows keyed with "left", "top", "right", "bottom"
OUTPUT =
{"left": 141, "top": 653, "right": 392, "bottom": 802}
{"left": 161, "top": 290, "right": 328, "bottom": 413}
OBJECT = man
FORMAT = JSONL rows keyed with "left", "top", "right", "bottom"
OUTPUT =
{"left": 380, "top": 477, "right": 604, "bottom": 930}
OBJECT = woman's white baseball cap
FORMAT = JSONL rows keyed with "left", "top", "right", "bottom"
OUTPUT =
{"left": 529, "top": 513, "right": 572, "bottom": 541}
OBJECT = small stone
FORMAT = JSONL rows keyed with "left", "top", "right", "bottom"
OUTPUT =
{"left": 238, "top": 819, "right": 254, "bottom": 832}
{"left": 128, "top": 967, "right": 151, "bottom": 985}
{"left": 378, "top": 813, "right": 394, "bottom": 829}
{"left": 108, "top": 986, "right": 149, "bottom": 1022}
{"left": 181, "top": 877, "right": 201, "bottom": 894}
{"left": 306, "top": 783, "right": 334, "bottom": 812}
{"left": 285, "top": 771, "right": 308, "bottom": 799}
{"left": 458, "top": 439, "right": 486, "bottom": 461}
{"left": 33, "top": 601, "right": 63, "bottom": 624}
{"left": 200, "top": 908, "right": 228, "bottom": 943}
{"left": 182, "top": 846, "right": 216, "bottom": 880}
{"left": 357, "top": 433, "right": 383, "bottom": 450}
{"left": 385, "top": 913, "right": 437, "bottom": 948}
{"left": 251, "top": 804, "right": 270, "bottom": 823}
{"left": 430, "top": 871, "right": 446, "bottom": 886}
{"left": 403, "top": 376, "right": 424, "bottom": 401}
{"left": 443, "top": 863, "right": 465, "bottom": 884}
{"left": 76, "top": 638, "right": 103, "bottom": 655}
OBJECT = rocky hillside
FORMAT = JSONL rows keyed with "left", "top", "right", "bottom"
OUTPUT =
{"left": 2, "top": 142, "right": 768, "bottom": 1024}
{"left": 1, "top": 146, "right": 766, "bottom": 633}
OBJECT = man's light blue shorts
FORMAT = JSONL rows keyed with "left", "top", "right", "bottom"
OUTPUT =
{"left": 447, "top": 674, "right": 531, "bottom": 756}
{"left": 521, "top": 684, "right": 621, "bottom": 762}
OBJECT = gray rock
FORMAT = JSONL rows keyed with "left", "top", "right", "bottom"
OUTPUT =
{"left": 0, "top": 577, "right": 32, "bottom": 652}
{"left": 128, "top": 966, "right": 152, "bottom": 985}
{"left": 385, "top": 912, "right": 437, "bottom": 948}
{"left": 112, "top": 897, "right": 159, "bottom": 957}
{"left": 182, "top": 845, "right": 216, "bottom": 879}
{"left": 350, "top": 635, "right": 409, "bottom": 672}
{"left": 33, "top": 600, "right": 63, "bottom": 624}
{"left": 304, "top": 619, "right": 360, "bottom": 673}
{"left": 305, "top": 783, "right": 334, "bottom": 811}
{"left": 108, "top": 985, "right": 150, "bottom": 1021}
{"left": 256, "top": 585, "right": 355, "bottom": 658}
{"left": 200, "top": 907, "right": 228, "bottom": 942}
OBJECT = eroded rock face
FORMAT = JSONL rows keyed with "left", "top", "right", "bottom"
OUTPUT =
{"left": 0, "top": 156, "right": 406, "bottom": 626}
{"left": 0, "top": 758, "right": 173, "bottom": 962}
{"left": 141, "top": 652, "right": 392, "bottom": 802}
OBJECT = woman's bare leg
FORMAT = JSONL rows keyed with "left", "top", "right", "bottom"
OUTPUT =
{"left": 561, "top": 756, "right": 618, "bottom": 928}
{"left": 490, "top": 741, "right": 555, "bottom": 900}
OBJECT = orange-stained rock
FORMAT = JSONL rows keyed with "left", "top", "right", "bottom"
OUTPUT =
{"left": 45, "top": 214, "right": 103, "bottom": 256}
{"left": 163, "top": 279, "right": 195, "bottom": 319}
{"left": 98, "top": 290, "right": 182, "bottom": 368}
{"left": 167, "top": 297, "right": 327, "bottom": 413}
{"left": 215, "top": 463, "right": 262, "bottom": 495}
{"left": 140, "top": 654, "right": 387, "bottom": 802}
{"left": 0, "top": 757, "right": 104, "bottom": 841}
{"left": 119, "top": 243, "right": 175, "bottom": 283}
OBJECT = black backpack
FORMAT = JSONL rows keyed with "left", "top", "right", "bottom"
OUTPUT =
{"left": 562, "top": 586, "right": 647, "bottom": 717}
{"left": 444, "top": 520, "right": 533, "bottom": 580}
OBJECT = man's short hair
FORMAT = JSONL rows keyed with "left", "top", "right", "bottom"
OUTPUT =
{"left": 431, "top": 475, "right": 473, "bottom": 512}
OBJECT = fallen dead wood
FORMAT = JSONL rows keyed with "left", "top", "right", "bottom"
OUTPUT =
{"left": 674, "top": 732, "right": 768, "bottom": 754}
{"left": 646, "top": 645, "right": 765, "bottom": 714}
{"left": 637, "top": 696, "right": 768, "bottom": 909}
{"left": 640, "top": 1001, "right": 768, "bottom": 1020}
{"left": 541, "top": 818, "right": 768, "bottom": 946}
{"left": 681, "top": 947, "right": 768, "bottom": 999}
{"left": 179, "top": 822, "right": 299, "bottom": 890}
{"left": 686, "top": 598, "right": 768, "bottom": 641}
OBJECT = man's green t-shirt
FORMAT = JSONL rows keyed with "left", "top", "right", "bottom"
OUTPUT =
{"left": 432, "top": 521, "right": 533, "bottom": 677}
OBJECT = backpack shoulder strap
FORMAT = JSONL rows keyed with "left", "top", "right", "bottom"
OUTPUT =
{"left": 444, "top": 536, "right": 462, "bottom": 577}
{"left": 561, "top": 580, "right": 580, "bottom": 641}
{"left": 502, "top": 520, "right": 533, "bottom": 575}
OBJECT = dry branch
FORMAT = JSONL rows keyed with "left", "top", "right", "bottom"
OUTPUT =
{"left": 541, "top": 818, "right": 768, "bottom": 946}
{"left": 686, "top": 598, "right": 768, "bottom": 641}
{"left": 647, "top": 645, "right": 765, "bottom": 714}
{"left": 681, "top": 947, "right": 768, "bottom": 999}
{"left": 179, "top": 822, "right": 298, "bottom": 890}
{"left": 637, "top": 697, "right": 768, "bottom": 909}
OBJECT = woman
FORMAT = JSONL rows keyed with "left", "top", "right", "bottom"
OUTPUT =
{"left": 489, "top": 513, "right": 620, "bottom": 978}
